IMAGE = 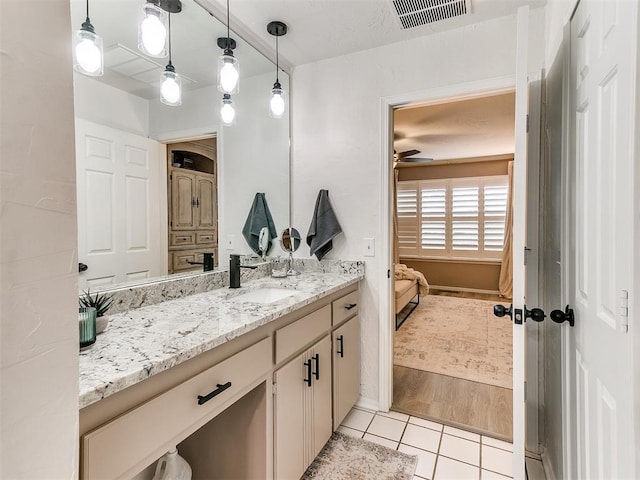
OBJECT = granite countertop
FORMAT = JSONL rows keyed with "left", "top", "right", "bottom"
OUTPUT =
{"left": 79, "top": 272, "right": 363, "bottom": 409}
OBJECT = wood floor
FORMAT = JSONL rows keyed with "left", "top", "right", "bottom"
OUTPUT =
{"left": 393, "top": 289, "right": 513, "bottom": 441}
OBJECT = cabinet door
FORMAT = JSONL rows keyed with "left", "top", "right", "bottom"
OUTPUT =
{"left": 332, "top": 316, "right": 361, "bottom": 429}
{"left": 310, "top": 335, "right": 332, "bottom": 462}
{"left": 196, "top": 174, "right": 216, "bottom": 230}
{"left": 171, "top": 170, "right": 197, "bottom": 230}
{"left": 275, "top": 352, "right": 306, "bottom": 480}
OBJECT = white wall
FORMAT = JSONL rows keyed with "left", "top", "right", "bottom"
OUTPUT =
{"left": 73, "top": 74, "right": 150, "bottom": 136}
{"left": 291, "top": 10, "right": 545, "bottom": 405}
{"left": 0, "top": 1, "right": 79, "bottom": 478}
{"left": 219, "top": 72, "right": 291, "bottom": 262}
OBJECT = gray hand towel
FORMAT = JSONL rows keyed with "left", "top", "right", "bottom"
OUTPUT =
{"left": 242, "top": 193, "right": 277, "bottom": 255}
{"left": 306, "top": 189, "right": 342, "bottom": 260}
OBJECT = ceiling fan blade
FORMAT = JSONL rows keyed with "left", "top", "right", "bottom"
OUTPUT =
{"left": 394, "top": 149, "right": 421, "bottom": 159}
{"left": 398, "top": 157, "right": 434, "bottom": 163}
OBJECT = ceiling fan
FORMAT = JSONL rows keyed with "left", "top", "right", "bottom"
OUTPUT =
{"left": 393, "top": 149, "right": 434, "bottom": 163}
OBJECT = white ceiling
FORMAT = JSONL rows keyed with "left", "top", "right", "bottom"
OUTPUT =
{"left": 394, "top": 91, "right": 515, "bottom": 161}
{"left": 202, "top": 0, "right": 546, "bottom": 66}
{"left": 69, "top": 0, "right": 275, "bottom": 98}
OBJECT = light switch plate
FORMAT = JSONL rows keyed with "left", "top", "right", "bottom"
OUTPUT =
{"left": 226, "top": 234, "right": 235, "bottom": 251}
{"left": 364, "top": 237, "right": 375, "bottom": 257}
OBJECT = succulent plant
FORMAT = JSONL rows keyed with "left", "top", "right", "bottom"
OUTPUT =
{"left": 79, "top": 289, "right": 114, "bottom": 317}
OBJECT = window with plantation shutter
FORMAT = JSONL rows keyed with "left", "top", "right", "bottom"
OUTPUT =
{"left": 397, "top": 175, "right": 508, "bottom": 260}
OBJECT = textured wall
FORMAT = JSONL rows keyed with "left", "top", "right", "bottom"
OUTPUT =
{"left": 291, "top": 10, "right": 545, "bottom": 405}
{"left": 0, "top": 1, "right": 79, "bottom": 478}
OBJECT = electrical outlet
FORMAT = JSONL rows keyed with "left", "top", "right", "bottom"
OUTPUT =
{"left": 364, "top": 237, "right": 375, "bottom": 257}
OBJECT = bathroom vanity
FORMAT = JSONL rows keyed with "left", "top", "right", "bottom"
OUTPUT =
{"left": 79, "top": 270, "right": 362, "bottom": 479}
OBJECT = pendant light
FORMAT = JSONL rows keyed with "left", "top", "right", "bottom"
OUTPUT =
{"left": 267, "top": 21, "right": 287, "bottom": 119}
{"left": 138, "top": 0, "right": 181, "bottom": 58}
{"left": 160, "top": 13, "right": 182, "bottom": 106}
{"left": 217, "top": 0, "right": 239, "bottom": 94}
{"left": 220, "top": 94, "right": 236, "bottom": 126}
{"left": 73, "top": 0, "right": 104, "bottom": 76}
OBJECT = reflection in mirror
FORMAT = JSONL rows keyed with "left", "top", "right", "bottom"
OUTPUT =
{"left": 70, "top": 0, "right": 290, "bottom": 291}
{"left": 280, "top": 227, "right": 301, "bottom": 276}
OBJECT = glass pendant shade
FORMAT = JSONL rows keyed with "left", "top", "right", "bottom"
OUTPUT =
{"left": 220, "top": 94, "right": 236, "bottom": 126}
{"left": 73, "top": 21, "right": 104, "bottom": 76}
{"left": 269, "top": 83, "right": 285, "bottom": 118}
{"left": 138, "top": 2, "right": 168, "bottom": 58}
{"left": 160, "top": 65, "right": 182, "bottom": 106}
{"left": 217, "top": 51, "right": 239, "bottom": 94}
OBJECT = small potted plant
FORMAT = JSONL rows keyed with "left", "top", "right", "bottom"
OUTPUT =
{"left": 79, "top": 289, "right": 114, "bottom": 334}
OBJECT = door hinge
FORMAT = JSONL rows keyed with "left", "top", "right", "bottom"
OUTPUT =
{"left": 170, "top": 173, "right": 172, "bottom": 180}
{"left": 272, "top": 382, "right": 277, "bottom": 397}
{"left": 526, "top": 114, "right": 530, "bottom": 133}
{"left": 524, "top": 381, "right": 527, "bottom": 402}
{"left": 619, "top": 290, "right": 629, "bottom": 333}
{"left": 524, "top": 246, "right": 531, "bottom": 265}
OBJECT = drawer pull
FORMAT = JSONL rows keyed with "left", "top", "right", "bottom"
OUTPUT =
{"left": 304, "top": 359, "right": 312, "bottom": 387}
{"left": 337, "top": 335, "right": 344, "bottom": 358}
{"left": 312, "top": 353, "right": 320, "bottom": 380}
{"left": 197, "top": 381, "right": 232, "bottom": 405}
{"left": 345, "top": 303, "right": 357, "bottom": 310}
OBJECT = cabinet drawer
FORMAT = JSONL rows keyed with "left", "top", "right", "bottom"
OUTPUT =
{"left": 81, "top": 337, "right": 271, "bottom": 480}
{"left": 275, "top": 305, "right": 331, "bottom": 364}
{"left": 332, "top": 290, "right": 359, "bottom": 325}
{"left": 171, "top": 232, "right": 196, "bottom": 246}
{"left": 196, "top": 231, "right": 216, "bottom": 245}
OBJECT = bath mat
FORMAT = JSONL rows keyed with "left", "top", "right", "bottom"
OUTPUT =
{"left": 394, "top": 295, "right": 513, "bottom": 389}
{"left": 301, "top": 432, "right": 417, "bottom": 480}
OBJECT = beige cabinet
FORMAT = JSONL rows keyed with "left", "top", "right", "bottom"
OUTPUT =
{"left": 275, "top": 335, "right": 332, "bottom": 480}
{"left": 333, "top": 315, "right": 361, "bottom": 429}
{"left": 168, "top": 168, "right": 217, "bottom": 273}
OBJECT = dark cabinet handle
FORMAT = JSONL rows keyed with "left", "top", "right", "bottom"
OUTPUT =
{"left": 312, "top": 353, "right": 320, "bottom": 380}
{"left": 345, "top": 303, "right": 357, "bottom": 310}
{"left": 304, "top": 359, "right": 312, "bottom": 386}
{"left": 197, "top": 381, "right": 232, "bottom": 405}
{"left": 337, "top": 335, "right": 344, "bottom": 358}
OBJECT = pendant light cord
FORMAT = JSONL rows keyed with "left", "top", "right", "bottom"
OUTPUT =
{"left": 168, "top": 13, "right": 172, "bottom": 65}
{"left": 275, "top": 34, "right": 279, "bottom": 84}
{"left": 226, "top": 0, "right": 230, "bottom": 44}
{"left": 85, "top": 0, "right": 90, "bottom": 21}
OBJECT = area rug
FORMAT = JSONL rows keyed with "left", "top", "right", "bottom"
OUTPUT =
{"left": 394, "top": 295, "right": 513, "bottom": 389}
{"left": 301, "top": 432, "right": 417, "bottom": 480}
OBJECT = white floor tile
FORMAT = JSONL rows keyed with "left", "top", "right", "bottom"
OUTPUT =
{"left": 434, "top": 456, "right": 480, "bottom": 480}
{"left": 341, "top": 407, "right": 374, "bottom": 432}
{"left": 481, "top": 445, "right": 513, "bottom": 477}
{"left": 439, "top": 434, "right": 480, "bottom": 466}
{"left": 400, "top": 423, "right": 442, "bottom": 453}
{"left": 443, "top": 425, "right": 481, "bottom": 442}
{"left": 481, "top": 469, "right": 511, "bottom": 479}
{"left": 481, "top": 436, "right": 513, "bottom": 452}
{"left": 399, "top": 444, "right": 437, "bottom": 479}
{"left": 378, "top": 410, "right": 410, "bottom": 422}
{"left": 363, "top": 433, "right": 399, "bottom": 450}
{"left": 409, "top": 416, "right": 444, "bottom": 432}
{"left": 337, "top": 425, "right": 363, "bottom": 439}
{"left": 366, "top": 414, "right": 407, "bottom": 442}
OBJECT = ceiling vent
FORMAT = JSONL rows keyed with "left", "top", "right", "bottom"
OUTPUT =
{"left": 392, "top": 0, "right": 470, "bottom": 29}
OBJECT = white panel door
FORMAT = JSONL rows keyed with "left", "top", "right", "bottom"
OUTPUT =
{"left": 567, "top": 1, "right": 636, "bottom": 478}
{"left": 76, "top": 119, "right": 164, "bottom": 289}
{"left": 510, "top": 7, "right": 530, "bottom": 479}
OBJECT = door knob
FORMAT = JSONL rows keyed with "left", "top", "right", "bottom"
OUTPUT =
{"left": 493, "top": 304, "right": 513, "bottom": 319}
{"left": 526, "top": 307, "right": 546, "bottom": 322}
{"left": 550, "top": 305, "right": 575, "bottom": 327}
{"left": 79, "top": 262, "right": 88, "bottom": 273}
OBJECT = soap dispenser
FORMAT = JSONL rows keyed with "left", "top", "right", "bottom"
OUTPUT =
{"left": 151, "top": 447, "right": 192, "bottom": 480}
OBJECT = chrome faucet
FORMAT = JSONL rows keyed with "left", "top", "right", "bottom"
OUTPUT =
{"left": 229, "top": 254, "right": 258, "bottom": 288}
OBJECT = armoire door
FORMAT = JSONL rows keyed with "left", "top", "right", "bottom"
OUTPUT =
{"left": 170, "top": 170, "right": 197, "bottom": 231}
{"left": 196, "top": 174, "right": 216, "bottom": 230}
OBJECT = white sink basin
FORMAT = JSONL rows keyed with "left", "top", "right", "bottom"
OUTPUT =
{"left": 234, "top": 288, "right": 296, "bottom": 304}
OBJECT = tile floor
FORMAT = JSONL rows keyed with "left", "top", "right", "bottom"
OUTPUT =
{"left": 338, "top": 407, "right": 514, "bottom": 480}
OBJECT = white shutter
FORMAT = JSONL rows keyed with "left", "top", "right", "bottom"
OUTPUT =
{"left": 396, "top": 182, "right": 419, "bottom": 256}
{"left": 483, "top": 183, "right": 508, "bottom": 252}
{"left": 421, "top": 186, "right": 446, "bottom": 251}
{"left": 451, "top": 185, "right": 479, "bottom": 251}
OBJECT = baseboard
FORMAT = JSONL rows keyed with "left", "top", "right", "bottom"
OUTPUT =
{"left": 540, "top": 450, "right": 557, "bottom": 480}
{"left": 356, "top": 396, "right": 379, "bottom": 413}
{"left": 430, "top": 285, "right": 502, "bottom": 296}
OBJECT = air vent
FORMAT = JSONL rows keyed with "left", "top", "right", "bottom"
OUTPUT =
{"left": 392, "top": 0, "right": 469, "bottom": 29}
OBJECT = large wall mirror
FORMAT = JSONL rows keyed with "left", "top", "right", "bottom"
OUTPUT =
{"left": 70, "top": 0, "right": 290, "bottom": 290}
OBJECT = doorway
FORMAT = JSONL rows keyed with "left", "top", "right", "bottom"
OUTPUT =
{"left": 390, "top": 93, "right": 516, "bottom": 441}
